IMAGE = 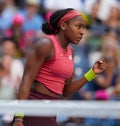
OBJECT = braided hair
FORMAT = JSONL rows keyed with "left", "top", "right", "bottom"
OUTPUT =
{"left": 42, "top": 8, "right": 74, "bottom": 34}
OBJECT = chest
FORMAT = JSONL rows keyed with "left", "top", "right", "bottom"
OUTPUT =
{"left": 45, "top": 52, "right": 74, "bottom": 79}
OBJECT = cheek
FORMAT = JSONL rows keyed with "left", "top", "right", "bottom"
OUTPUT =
{"left": 66, "top": 27, "right": 78, "bottom": 40}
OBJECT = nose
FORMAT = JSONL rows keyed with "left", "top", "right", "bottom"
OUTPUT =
{"left": 80, "top": 32, "right": 84, "bottom": 37}
{"left": 80, "top": 27, "right": 85, "bottom": 36}
{"left": 80, "top": 31, "right": 84, "bottom": 37}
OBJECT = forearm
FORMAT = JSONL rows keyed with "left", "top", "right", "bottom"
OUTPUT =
{"left": 63, "top": 77, "right": 88, "bottom": 97}
{"left": 17, "top": 78, "right": 32, "bottom": 100}
{"left": 63, "top": 68, "right": 97, "bottom": 97}
{"left": 14, "top": 79, "right": 32, "bottom": 119}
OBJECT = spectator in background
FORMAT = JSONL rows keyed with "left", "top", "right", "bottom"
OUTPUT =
{"left": 0, "top": 37, "right": 24, "bottom": 91}
{"left": 19, "top": 0, "right": 44, "bottom": 32}
{"left": 0, "top": 37, "right": 21, "bottom": 58}
{"left": 97, "top": 0, "right": 119, "bottom": 21}
{"left": 16, "top": 0, "right": 45, "bottom": 55}
{"left": 83, "top": 32, "right": 120, "bottom": 100}
{"left": 88, "top": 0, "right": 105, "bottom": 34}
{"left": 0, "top": 54, "right": 16, "bottom": 99}
{"left": 5, "top": 14, "right": 27, "bottom": 57}
{"left": 83, "top": 0, "right": 105, "bottom": 68}
{"left": 0, "top": 54, "right": 22, "bottom": 126}
{"left": 94, "top": 34, "right": 120, "bottom": 90}
{"left": 100, "top": 35, "right": 120, "bottom": 100}
{"left": 0, "top": 0, "right": 17, "bottom": 31}
{"left": 103, "top": 5, "right": 120, "bottom": 41}
{"left": 0, "top": 37, "right": 24, "bottom": 125}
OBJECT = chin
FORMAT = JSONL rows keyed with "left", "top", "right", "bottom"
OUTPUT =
{"left": 73, "top": 40, "right": 81, "bottom": 44}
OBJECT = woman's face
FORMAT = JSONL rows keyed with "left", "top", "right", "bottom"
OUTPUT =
{"left": 64, "top": 16, "right": 86, "bottom": 44}
{"left": 2, "top": 40, "right": 16, "bottom": 57}
{"left": 109, "top": 7, "right": 120, "bottom": 19}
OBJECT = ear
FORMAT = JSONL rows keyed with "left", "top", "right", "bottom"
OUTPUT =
{"left": 60, "top": 22, "right": 67, "bottom": 30}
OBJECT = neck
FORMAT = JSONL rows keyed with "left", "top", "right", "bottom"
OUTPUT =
{"left": 55, "top": 33, "right": 69, "bottom": 50}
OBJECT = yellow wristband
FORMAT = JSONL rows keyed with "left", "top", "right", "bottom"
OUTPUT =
{"left": 84, "top": 68, "right": 97, "bottom": 81}
{"left": 15, "top": 113, "right": 24, "bottom": 118}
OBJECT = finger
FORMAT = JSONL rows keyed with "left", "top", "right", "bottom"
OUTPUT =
{"left": 97, "top": 60, "right": 106, "bottom": 70}
{"left": 100, "top": 57, "right": 109, "bottom": 63}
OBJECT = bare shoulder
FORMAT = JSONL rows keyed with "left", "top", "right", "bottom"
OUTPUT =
{"left": 33, "top": 37, "right": 54, "bottom": 60}
{"left": 34, "top": 37, "right": 54, "bottom": 51}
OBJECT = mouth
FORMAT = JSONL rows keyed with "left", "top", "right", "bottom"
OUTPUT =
{"left": 76, "top": 37, "right": 82, "bottom": 42}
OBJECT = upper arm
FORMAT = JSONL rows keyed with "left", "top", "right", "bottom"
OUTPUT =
{"left": 22, "top": 37, "right": 54, "bottom": 83}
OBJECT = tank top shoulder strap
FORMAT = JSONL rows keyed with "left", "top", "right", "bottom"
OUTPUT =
{"left": 46, "top": 35, "right": 59, "bottom": 48}
{"left": 46, "top": 35, "right": 61, "bottom": 53}
{"left": 46, "top": 35, "right": 72, "bottom": 55}
{"left": 44, "top": 35, "right": 60, "bottom": 61}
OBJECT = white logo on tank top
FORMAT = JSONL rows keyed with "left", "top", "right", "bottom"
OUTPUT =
{"left": 59, "top": 53, "right": 72, "bottom": 60}
{"left": 69, "top": 55, "right": 72, "bottom": 60}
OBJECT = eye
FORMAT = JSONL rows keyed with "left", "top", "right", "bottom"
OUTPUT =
{"left": 76, "top": 24, "right": 85, "bottom": 29}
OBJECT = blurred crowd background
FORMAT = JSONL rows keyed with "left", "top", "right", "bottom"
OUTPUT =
{"left": 0, "top": 0, "right": 120, "bottom": 126}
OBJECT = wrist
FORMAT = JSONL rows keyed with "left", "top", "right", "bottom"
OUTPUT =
{"left": 15, "top": 118, "right": 23, "bottom": 122}
{"left": 84, "top": 68, "right": 97, "bottom": 81}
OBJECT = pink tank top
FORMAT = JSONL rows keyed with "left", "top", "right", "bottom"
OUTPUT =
{"left": 35, "top": 35, "right": 74, "bottom": 94}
